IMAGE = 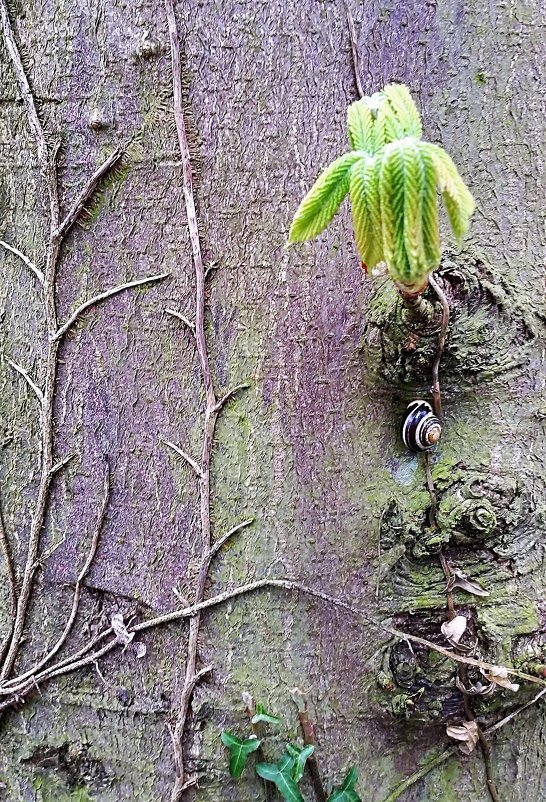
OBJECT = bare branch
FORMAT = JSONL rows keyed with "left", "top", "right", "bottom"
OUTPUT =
{"left": 0, "top": 497, "right": 17, "bottom": 666}
{"left": 7, "top": 358, "right": 44, "bottom": 404}
{"left": 4, "top": 462, "right": 109, "bottom": 686}
{"left": 54, "top": 149, "right": 124, "bottom": 241}
{"left": 0, "top": 240, "right": 44, "bottom": 286}
{"left": 343, "top": 0, "right": 364, "bottom": 99}
{"left": 52, "top": 272, "right": 170, "bottom": 342}
{"left": 162, "top": 440, "right": 203, "bottom": 477}
{"left": 165, "top": 308, "right": 195, "bottom": 337}
{"left": 0, "top": 0, "right": 48, "bottom": 162}
{"left": 2, "top": 576, "right": 545, "bottom": 708}
{"left": 429, "top": 273, "right": 450, "bottom": 420}
{"left": 49, "top": 453, "right": 77, "bottom": 478}
{"left": 212, "top": 382, "right": 250, "bottom": 414}
{"left": 209, "top": 519, "right": 253, "bottom": 559}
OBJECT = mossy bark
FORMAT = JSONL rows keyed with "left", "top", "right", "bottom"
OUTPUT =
{"left": 0, "top": 1, "right": 545, "bottom": 801}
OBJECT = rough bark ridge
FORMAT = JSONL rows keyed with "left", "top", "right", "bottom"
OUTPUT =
{"left": 0, "top": 1, "right": 545, "bottom": 801}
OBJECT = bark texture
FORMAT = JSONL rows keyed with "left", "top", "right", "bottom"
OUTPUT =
{"left": 0, "top": 1, "right": 545, "bottom": 801}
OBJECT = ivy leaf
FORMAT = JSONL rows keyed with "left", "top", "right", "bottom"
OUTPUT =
{"left": 285, "top": 743, "right": 315, "bottom": 782}
{"left": 221, "top": 731, "right": 261, "bottom": 778}
{"left": 251, "top": 702, "right": 281, "bottom": 725}
{"left": 288, "top": 152, "right": 364, "bottom": 243}
{"left": 328, "top": 768, "right": 362, "bottom": 802}
{"left": 256, "top": 755, "right": 304, "bottom": 802}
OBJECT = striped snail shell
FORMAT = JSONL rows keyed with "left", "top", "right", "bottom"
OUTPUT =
{"left": 402, "top": 400, "right": 442, "bottom": 451}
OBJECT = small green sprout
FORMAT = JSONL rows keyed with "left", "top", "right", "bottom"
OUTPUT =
{"left": 288, "top": 83, "right": 475, "bottom": 294}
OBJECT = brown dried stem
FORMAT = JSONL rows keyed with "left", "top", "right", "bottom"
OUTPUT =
{"left": 343, "top": 0, "right": 364, "bottom": 99}
{"left": 428, "top": 273, "right": 450, "bottom": 419}
{"left": 298, "top": 705, "right": 327, "bottom": 802}
{"left": 0, "top": 2, "right": 162, "bottom": 688}
{"left": 0, "top": 496, "right": 17, "bottom": 666}
{"left": 2, "top": 462, "right": 109, "bottom": 689}
{"left": 2, "top": 575, "right": 543, "bottom": 711}
{"left": 164, "top": 1, "right": 252, "bottom": 797}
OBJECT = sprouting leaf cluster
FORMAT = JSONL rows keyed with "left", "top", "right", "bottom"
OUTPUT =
{"left": 288, "top": 83, "right": 475, "bottom": 292}
{"left": 221, "top": 700, "right": 362, "bottom": 802}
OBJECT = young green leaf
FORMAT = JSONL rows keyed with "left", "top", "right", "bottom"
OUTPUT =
{"left": 221, "top": 731, "right": 261, "bottom": 778}
{"left": 383, "top": 83, "right": 423, "bottom": 139}
{"left": 347, "top": 99, "right": 376, "bottom": 153}
{"left": 349, "top": 155, "right": 384, "bottom": 269}
{"left": 427, "top": 143, "right": 475, "bottom": 243}
{"left": 251, "top": 702, "right": 281, "bottom": 725}
{"left": 328, "top": 767, "right": 362, "bottom": 802}
{"left": 285, "top": 743, "right": 315, "bottom": 782}
{"left": 256, "top": 755, "right": 305, "bottom": 802}
{"left": 288, "top": 152, "right": 364, "bottom": 244}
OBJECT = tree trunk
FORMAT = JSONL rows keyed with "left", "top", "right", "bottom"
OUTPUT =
{"left": 0, "top": 1, "right": 544, "bottom": 801}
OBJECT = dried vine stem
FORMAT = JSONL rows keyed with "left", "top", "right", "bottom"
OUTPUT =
{"left": 343, "top": 0, "right": 364, "bottom": 99}
{"left": 2, "top": 575, "right": 544, "bottom": 712}
{"left": 428, "top": 273, "right": 450, "bottom": 419}
{"left": 425, "top": 273, "right": 499, "bottom": 802}
{"left": 165, "top": 1, "right": 250, "bottom": 797}
{"left": 0, "top": 0, "right": 167, "bottom": 685}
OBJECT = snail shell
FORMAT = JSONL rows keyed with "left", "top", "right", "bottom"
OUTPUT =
{"left": 402, "top": 400, "right": 442, "bottom": 451}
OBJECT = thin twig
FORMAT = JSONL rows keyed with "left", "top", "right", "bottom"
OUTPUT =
{"left": 209, "top": 519, "right": 253, "bottom": 560}
{"left": 166, "top": 308, "right": 196, "bottom": 337}
{"left": 424, "top": 450, "right": 455, "bottom": 619}
{"left": 343, "top": 0, "right": 364, "bottom": 99}
{"left": 298, "top": 706, "right": 327, "bottom": 802}
{"left": 212, "top": 383, "right": 251, "bottom": 414}
{"left": 3, "top": 463, "right": 110, "bottom": 688}
{"left": 0, "top": 0, "right": 48, "bottom": 162}
{"left": 380, "top": 748, "right": 455, "bottom": 802}
{"left": 245, "top": 695, "right": 273, "bottom": 802}
{"left": 52, "top": 272, "right": 170, "bottom": 342}
{"left": 462, "top": 688, "right": 500, "bottom": 802}
{"left": 165, "top": 1, "right": 219, "bottom": 796}
{"left": 163, "top": 440, "right": 203, "bottom": 478}
{"left": 54, "top": 149, "right": 123, "bottom": 241}
{"left": 0, "top": 240, "right": 44, "bottom": 285}
{"left": 1, "top": 576, "right": 545, "bottom": 708}
{"left": 0, "top": 496, "right": 17, "bottom": 666}
{"left": 0, "top": 0, "right": 62, "bottom": 681}
{"left": 7, "top": 358, "right": 44, "bottom": 404}
{"left": 49, "top": 453, "right": 77, "bottom": 478}
{"left": 428, "top": 273, "right": 450, "bottom": 420}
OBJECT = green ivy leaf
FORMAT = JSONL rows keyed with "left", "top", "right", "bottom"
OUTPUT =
{"left": 251, "top": 702, "right": 281, "bottom": 725}
{"left": 256, "top": 755, "right": 305, "bottom": 802}
{"left": 288, "top": 152, "right": 364, "bottom": 243}
{"left": 285, "top": 743, "right": 315, "bottom": 782}
{"left": 328, "top": 768, "right": 362, "bottom": 802}
{"left": 221, "top": 731, "right": 261, "bottom": 778}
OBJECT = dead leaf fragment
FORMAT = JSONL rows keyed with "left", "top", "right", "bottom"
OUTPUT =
{"left": 446, "top": 720, "right": 479, "bottom": 755}
{"left": 481, "top": 665, "right": 520, "bottom": 693}
{"left": 447, "top": 568, "right": 489, "bottom": 598}
{"left": 135, "top": 642, "right": 147, "bottom": 659}
{"left": 111, "top": 613, "right": 134, "bottom": 647}
{"left": 441, "top": 615, "right": 467, "bottom": 644}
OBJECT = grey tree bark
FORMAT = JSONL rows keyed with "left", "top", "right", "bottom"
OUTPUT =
{"left": 0, "top": 1, "right": 545, "bottom": 801}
